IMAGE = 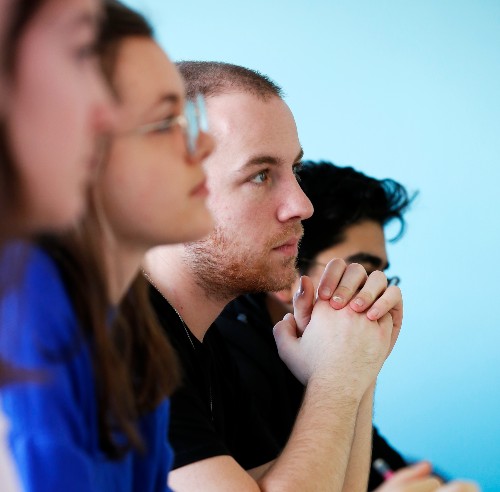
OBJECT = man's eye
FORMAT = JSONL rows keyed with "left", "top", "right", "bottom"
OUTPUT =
{"left": 250, "top": 170, "right": 269, "bottom": 184}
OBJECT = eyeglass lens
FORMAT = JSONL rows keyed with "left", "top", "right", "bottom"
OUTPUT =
{"left": 185, "top": 94, "right": 208, "bottom": 154}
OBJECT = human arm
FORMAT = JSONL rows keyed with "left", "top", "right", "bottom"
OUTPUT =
{"left": 341, "top": 383, "right": 376, "bottom": 492}
{"left": 289, "top": 260, "right": 403, "bottom": 491}
{"left": 269, "top": 301, "right": 394, "bottom": 491}
{"left": 170, "top": 301, "right": 393, "bottom": 492}
{"left": 170, "top": 259, "right": 398, "bottom": 492}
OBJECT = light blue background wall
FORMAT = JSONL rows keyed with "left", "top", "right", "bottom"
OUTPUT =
{"left": 124, "top": 1, "right": 500, "bottom": 489}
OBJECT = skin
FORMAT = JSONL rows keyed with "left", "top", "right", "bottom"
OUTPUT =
{"left": 145, "top": 92, "right": 313, "bottom": 337}
{"left": 374, "top": 462, "right": 478, "bottom": 492}
{"left": 271, "top": 220, "right": 389, "bottom": 310}
{"left": 273, "top": 220, "right": 403, "bottom": 356}
{"left": 0, "top": 2, "right": 111, "bottom": 491}
{"left": 0, "top": 0, "right": 14, "bottom": 110}
{"left": 182, "top": 92, "right": 311, "bottom": 303}
{"left": 5, "top": 0, "right": 116, "bottom": 232}
{"left": 93, "top": 37, "right": 214, "bottom": 303}
{"left": 310, "top": 220, "right": 388, "bottom": 285}
{"left": 270, "top": 221, "right": 478, "bottom": 492}
{"left": 144, "top": 92, "right": 402, "bottom": 492}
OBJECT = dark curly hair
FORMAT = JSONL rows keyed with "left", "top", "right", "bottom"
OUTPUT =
{"left": 297, "top": 161, "right": 416, "bottom": 274}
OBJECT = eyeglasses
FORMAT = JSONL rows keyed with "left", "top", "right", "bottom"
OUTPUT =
{"left": 299, "top": 258, "right": 401, "bottom": 286}
{"left": 131, "top": 94, "right": 208, "bottom": 155}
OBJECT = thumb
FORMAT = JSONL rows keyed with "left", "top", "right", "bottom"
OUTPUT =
{"left": 273, "top": 313, "right": 299, "bottom": 354}
{"left": 273, "top": 313, "right": 308, "bottom": 384}
{"left": 293, "top": 276, "right": 315, "bottom": 336}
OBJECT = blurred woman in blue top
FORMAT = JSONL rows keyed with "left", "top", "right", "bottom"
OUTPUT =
{"left": 0, "top": 1, "right": 214, "bottom": 491}
{"left": 1, "top": 1, "right": 116, "bottom": 490}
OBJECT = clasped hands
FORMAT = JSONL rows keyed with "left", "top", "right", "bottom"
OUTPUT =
{"left": 274, "top": 259, "right": 403, "bottom": 392}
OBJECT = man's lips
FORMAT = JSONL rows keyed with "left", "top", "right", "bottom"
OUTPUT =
{"left": 272, "top": 237, "right": 301, "bottom": 255}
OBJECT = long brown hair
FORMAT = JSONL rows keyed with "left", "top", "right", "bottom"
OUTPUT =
{"left": 39, "top": 0, "right": 179, "bottom": 458}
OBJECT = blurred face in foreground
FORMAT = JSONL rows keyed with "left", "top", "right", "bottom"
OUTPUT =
{"left": 5, "top": 0, "right": 115, "bottom": 231}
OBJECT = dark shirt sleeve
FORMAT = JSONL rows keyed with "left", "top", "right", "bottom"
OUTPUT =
{"left": 368, "top": 426, "right": 408, "bottom": 490}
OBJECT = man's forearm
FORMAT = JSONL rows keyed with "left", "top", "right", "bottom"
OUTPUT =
{"left": 341, "top": 384, "right": 375, "bottom": 492}
{"left": 258, "top": 376, "right": 362, "bottom": 492}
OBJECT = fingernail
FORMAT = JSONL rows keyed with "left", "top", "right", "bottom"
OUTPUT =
{"left": 322, "top": 287, "right": 332, "bottom": 298}
{"left": 368, "top": 308, "right": 379, "bottom": 318}
{"left": 297, "top": 277, "right": 304, "bottom": 296}
{"left": 283, "top": 313, "right": 294, "bottom": 321}
{"left": 353, "top": 297, "right": 364, "bottom": 307}
{"left": 332, "top": 295, "right": 343, "bottom": 303}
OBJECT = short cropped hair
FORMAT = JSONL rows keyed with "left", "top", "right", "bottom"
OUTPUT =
{"left": 297, "top": 161, "right": 416, "bottom": 274}
{"left": 177, "top": 61, "right": 283, "bottom": 101}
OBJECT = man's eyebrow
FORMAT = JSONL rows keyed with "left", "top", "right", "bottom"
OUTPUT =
{"left": 243, "top": 155, "right": 280, "bottom": 169}
{"left": 345, "top": 252, "right": 388, "bottom": 271}
{"left": 242, "top": 148, "right": 304, "bottom": 170}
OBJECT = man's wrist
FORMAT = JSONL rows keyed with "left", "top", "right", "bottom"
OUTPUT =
{"left": 306, "top": 374, "right": 364, "bottom": 409}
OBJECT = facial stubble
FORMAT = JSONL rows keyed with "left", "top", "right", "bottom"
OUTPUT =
{"left": 184, "top": 224, "right": 303, "bottom": 302}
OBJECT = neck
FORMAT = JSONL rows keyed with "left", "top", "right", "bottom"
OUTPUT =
{"left": 143, "top": 244, "right": 232, "bottom": 341}
{"left": 103, "top": 238, "right": 146, "bottom": 305}
{"left": 265, "top": 292, "right": 292, "bottom": 325}
{"left": 101, "top": 236, "right": 146, "bottom": 304}
{"left": 91, "top": 192, "right": 148, "bottom": 305}
{"left": 96, "top": 217, "right": 146, "bottom": 305}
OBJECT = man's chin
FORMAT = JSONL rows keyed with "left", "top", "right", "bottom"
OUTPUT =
{"left": 260, "top": 260, "right": 297, "bottom": 292}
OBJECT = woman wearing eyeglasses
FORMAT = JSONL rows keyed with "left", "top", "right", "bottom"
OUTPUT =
{"left": 0, "top": 1, "right": 214, "bottom": 491}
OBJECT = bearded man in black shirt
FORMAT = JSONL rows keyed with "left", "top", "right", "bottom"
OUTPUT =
{"left": 216, "top": 161, "right": 418, "bottom": 490}
{"left": 143, "top": 62, "right": 406, "bottom": 492}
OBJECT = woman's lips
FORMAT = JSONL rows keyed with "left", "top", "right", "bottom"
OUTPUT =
{"left": 190, "top": 179, "right": 209, "bottom": 197}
